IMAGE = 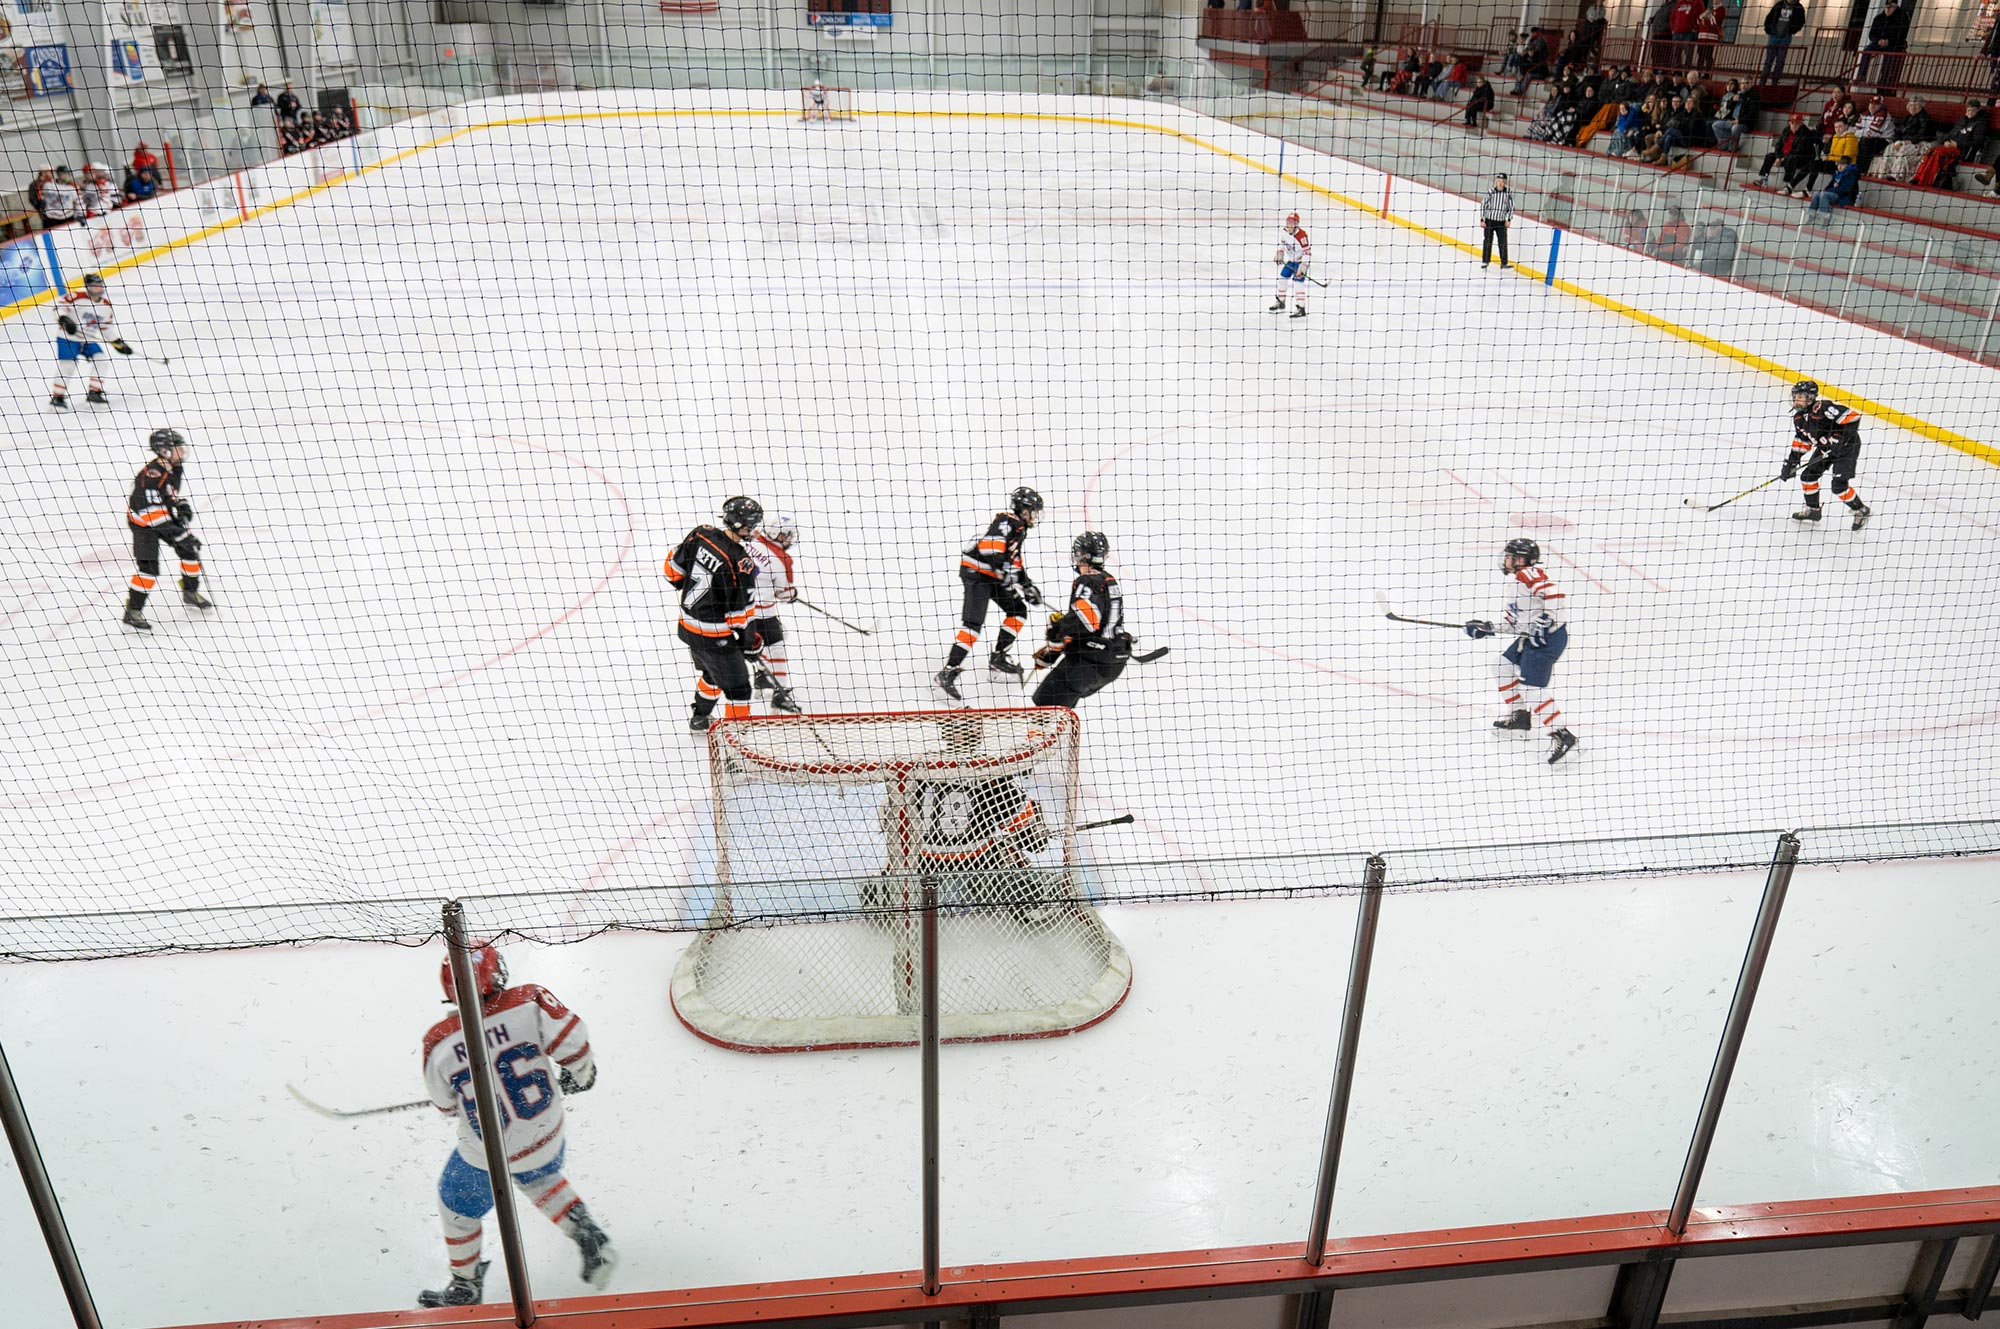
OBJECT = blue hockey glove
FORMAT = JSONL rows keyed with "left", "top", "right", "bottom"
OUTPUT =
{"left": 1464, "top": 620, "right": 1494, "bottom": 639}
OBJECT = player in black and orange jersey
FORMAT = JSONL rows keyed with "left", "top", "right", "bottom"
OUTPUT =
{"left": 664, "top": 496, "right": 763, "bottom": 733}
{"left": 122, "top": 428, "right": 211, "bottom": 631}
{"left": 934, "top": 487, "right": 1044, "bottom": 701}
{"left": 1782, "top": 380, "right": 1872, "bottom": 530}
{"left": 1032, "top": 531, "right": 1131, "bottom": 711}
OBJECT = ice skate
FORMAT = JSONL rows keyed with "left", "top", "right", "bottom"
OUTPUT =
{"left": 50, "top": 393, "right": 68, "bottom": 410}
{"left": 1791, "top": 507, "right": 1823, "bottom": 522}
{"left": 1268, "top": 298, "right": 1287, "bottom": 312}
{"left": 1289, "top": 305, "right": 1307, "bottom": 318}
{"left": 933, "top": 667, "right": 964, "bottom": 701}
{"left": 689, "top": 710, "right": 713, "bottom": 734}
{"left": 417, "top": 1260, "right": 488, "bottom": 1308}
{"left": 988, "top": 651, "right": 1026, "bottom": 680}
{"left": 181, "top": 578, "right": 212, "bottom": 609}
{"left": 121, "top": 603, "right": 152, "bottom": 631}
{"left": 86, "top": 388, "right": 108, "bottom": 404}
{"left": 563, "top": 1206, "right": 617, "bottom": 1289}
{"left": 1850, "top": 502, "right": 1872, "bottom": 531}
{"left": 1493, "top": 709, "right": 1532, "bottom": 732}
{"left": 1547, "top": 727, "right": 1579, "bottom": 764}
{"left": 769, "top": 685, "right": 802, "bottom": 714}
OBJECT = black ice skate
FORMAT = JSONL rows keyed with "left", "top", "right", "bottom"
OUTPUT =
{"left": 562, "top": 1205, "right": 618, "bottom": 1289}
{"left": 1791, "top": 507, "right": 1823, "bottom": 522}
{"left": 86, "top": 388, "right": 109, "bottom": 404}
{"left": 181, "top": 577, "right": 213, "bottom": 609}
{"left": 769, "top": 686, "right": 802, "bottom": 714}
{"left": 417, "top": 1259, "right": 488, "bottom": 1308}
{"left": 1851, "top": 503, "right": 1873, "bottom": 531}
{"left": 752, "top": 665, "right": 775, "bottom": 693}
{"left": 988, "top": 651, "right": 1026, "bottom": 680}
{"left": 1290, "top": 305, "right": 1308, "bottom": 319}
{"left": 689, "top": 710, "right": 713, "bottom": 734}
{"left": 1269, "top": 298, "right": 1287, "bottom": 312}
{"left": 934, "top": 667, "right": 964, "bottom": 701}
{"left": 1493, "top": 709, "right": 1532, "bottom": 732}
{"left": 1548, "top": 728, "right": 1579, "bottom": 764}
{"left": 50, "top": 393, "right": 68, "bottom": 410}
{"left": 121, "top": 595, "right": 152, "bottom": 631}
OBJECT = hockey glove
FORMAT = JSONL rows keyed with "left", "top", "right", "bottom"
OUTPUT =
{"left": 1464, "top": 620, "right": 1495, "bottom": 639}
{"left": 1020, "top": 577, "right": 1043, "bottom": 607}
{"left": 111, "top": 339, "right": 134, "bottom": 355}
{"left": 559, "top": 1065, "right": 597, "bottom": 1095}
{"left": 734, "top": 627, "right": 763, "bottom": 660}
{"left": 1525, "top": 620, "right": 1550, "bottom": 649}
{"left": 1032, "top": 644, "right": 1063, "bottom": 666}
{"left": 59, "top": 316, "right": 78, "bottom": 336}
{"left": 173, "top": 501, "right": 194, "bottom": 524}
{"left": 1779, "top": 453, "right": 1801, "bottom": 480}
{"left": 774, "top": 586, "right": 798, "bottom": 603}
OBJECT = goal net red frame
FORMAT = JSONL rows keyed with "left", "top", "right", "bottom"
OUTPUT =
{"left": 800, "top": 84, "right": 856, "bottom": 121}
{"left": 671, "top": 707, "right": 1133, "bottom": 1052}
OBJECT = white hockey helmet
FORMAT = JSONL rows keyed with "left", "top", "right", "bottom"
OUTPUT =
{"left": 762, "top": 513, "right": 799, "bottom": 548}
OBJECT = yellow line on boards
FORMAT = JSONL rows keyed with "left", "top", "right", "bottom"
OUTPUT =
{"left": 1, "top": 99, "right": 1989, "bottom": 464}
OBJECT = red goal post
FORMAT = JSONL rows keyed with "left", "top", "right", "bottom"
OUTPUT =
{"left": 671, "top": 707, "right": 1132, "bottom": 1052}
{"left": 800, "top": 84, "right": 856, "bottom": 122}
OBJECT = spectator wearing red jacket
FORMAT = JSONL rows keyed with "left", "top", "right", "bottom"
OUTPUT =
{"left": 1694, "top": 0, "right": 1725, "bottom": 73}
{"left": 1668, "top": 0, "right": 1703, "bottom": 69}
{"left": 130, "top": 142, "right": 159, "bottom": 175}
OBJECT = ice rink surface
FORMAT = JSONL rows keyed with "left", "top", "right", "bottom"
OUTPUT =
{"left": 3, "top": 102, "right": 2000, "bottom": 1325}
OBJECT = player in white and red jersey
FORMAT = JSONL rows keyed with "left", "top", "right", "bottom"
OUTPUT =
{"left": 51, "top": 273, "right": 132, "bottom": 408}
{"left": 1465, "top": 537, "right": 1579, "bottom": 764}
{"left": 417, "top": 945, "right": 615, "bottom": 1307}
{"left": 747, "top": 513, "right": 803, "bottom": 714}
{"left": 1271, "top": 211, "right": 1311, "bottom": 318}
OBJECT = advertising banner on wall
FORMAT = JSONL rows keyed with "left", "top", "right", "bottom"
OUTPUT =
{"left": 110, "top": 35, "right": 143, "bottom": 79}
{"left": 806, "top": 0, "right": 892, "bottom": 27}
{"left": 23, "top": 42, "right": 70, "bottom": 95}
{"left": 152, "top": 22, "right": 189, "bottom": 75}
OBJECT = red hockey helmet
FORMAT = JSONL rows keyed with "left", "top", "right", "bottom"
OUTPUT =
{"left": 440, "top": 944, "right": 507, "bottom": 1003}
{"left": 1284, "top": 211, "right": 1300, "bottom": 228}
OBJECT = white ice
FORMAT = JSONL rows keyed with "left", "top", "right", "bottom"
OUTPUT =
{"left": 3, "top": 98, "right": 2000, "bottom": 1326}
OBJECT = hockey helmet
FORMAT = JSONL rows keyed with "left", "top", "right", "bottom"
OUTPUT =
{"left": 721, "top": 495, "right": 764, "bottom": 535}
{"left": 1009, "top": 486, "right": 1045, "bottom": 519}
{"left": 1284, "top": 210, "right": 1300, "bottom": 228}
{"left": 1071, "top": 530, "right": 1110, "bottom": 567}
{"left": 148, "top": 428, "right": 186, "bottom": 457}
{"left": 440, "top": 944, "right": 508, "bottom": 1003}
{"left": 1502, "top": 537, "right": 1541, "bottom": 566}
{"left": 83, "top": 273, "right": 106, "bottom": 293}
{"left": 1790, "top": 379, "right": 1819, "bottom": 404}
{"left": 762, "top": 513, "right": 799, "bottom": 548}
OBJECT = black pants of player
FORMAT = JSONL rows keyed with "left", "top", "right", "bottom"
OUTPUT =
{"left": 1799, "top": 442, "right": 1864, "bottom": 510}
{"left": 129, "top": 522, "right": 201, "bottom": 603}
{"left": 945, "top": 574, "right": 1028, "bottom": 669}
{"left": 1481, "top": 220, "right": 1510, "bottom": 267}
{"left": 1031, "top": 648, "right": 1126, "bottom": 710}
{"left": 683, "top": 635, "right": 752, "bottom": 719}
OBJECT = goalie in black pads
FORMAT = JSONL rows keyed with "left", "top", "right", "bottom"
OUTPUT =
{"left": 1032, "top": 531, "right": 1131, "bottom": 710}
{"left": 936, "top": 487, "right": 1044, "bottom": 700}
{"left": 1782, "top": 380, "right": 1872, "bottom": 531}
{"left": 664, "top": 496, "right": 764, "bottom": 733}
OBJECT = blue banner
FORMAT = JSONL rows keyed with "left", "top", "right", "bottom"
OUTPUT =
{"left": 111, "top": 37, "right": 145, "bottom": 81}
{"left": 24, "top": 44, "right": 70, "bottom": 96}
{"left": 807, "top": 10, "right": 892, "bottom": 25}
{"left": 0, "top": 236, "right": 52, "bottom": 309}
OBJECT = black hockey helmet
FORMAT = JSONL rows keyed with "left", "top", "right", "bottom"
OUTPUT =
{"left": 82, "top": 272, "right": 106, "bottom": 293}
{"left": 1502, "top": 537, "right": 1541, "bottom": 566}
{"left": 1790, "top": 379, "right": 1819, "bottom": 403}
{"left": 148, "top": 427, "right": 186, "bottom": 457}
{"left": 720, "top": 495, "right": 763, "bottom": 535}
{"left": 1010, "top": 486, "right": 1045, "bottom": 518}
{"left": 1071, "top": 531, "right": 1110, "bottom": 567}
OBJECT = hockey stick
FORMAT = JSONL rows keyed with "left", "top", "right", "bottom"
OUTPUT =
{"left": 796, "top": 596, "right": 872, "bottom": 636}
{"left": 1375, "top": 589, "right": 1463, "bottom": 630}
{"left": 1130, "top": 646, "right": 1170, "bottom": 663}
{"left": 1076, "top": 813, "right": 1135, "bottom": 832}
{"left": 1684, "top": 475, "right": 1779, "bottom": 512}
{"left": 286, "top": 1083, "right": 431, "bottom": 1120}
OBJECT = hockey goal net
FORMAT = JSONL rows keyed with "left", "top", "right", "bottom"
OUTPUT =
{"left": 799, "top": 84, "right": 856, "bottom": 122}
{"left": 672, "top": 708, "right": 1132, "bottom": 1052}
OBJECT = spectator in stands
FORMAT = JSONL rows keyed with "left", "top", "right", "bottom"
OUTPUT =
{"left": 1415, "top": 53, "right": 1444, "bottom": 98}
{"left": 1695, "top": 0, "right": 1725, "bottom": 74}
{"left": 1642, "top": 94, "right": 1710, "bottom": 162}
{"left": 1690, "top": 219, "right": 1740, "bottom": 274}
{"left": 1854, "top": 96, "right": 1894, "bottom": 171}
{"left": 1985, "top": 18, "right": 2000, "bottom": 96}
{"left": 1892, "top": 96, "right": 1940, "bottom": 145}
{"left": 1512, "top": 31, "right": 1552, "bottom": 93}
{"left": 1651, "top": 204, "right": 1692, "bottom": 262}
{"left": 27, "top": 166, "right": 55, "bottom": 228}
{"left": 1501, "top": 32, "right": 1529, "bottom": 78}
{"left": 1710, "top": 79, "right": 1749, "bottom": 148}
{"left": 1668, "top": 0, "right": 1703, "bottom": 70}
{"left": 1950, "top": 99, "right": 1992, "bottom": 165}
{"left": 1435, "top": 57, "right": 1469, "bottom": 100}
{"left": 1820, "top": 91, "right": 1856, "bottom": 139}
{"left": 1753, "top": 112, "right": 1816, "bottom": 187}
{"left": 1800, "top": 116, "right": 1859, "bottom": 195}
{"left": 1567, "top": 81, "right": 1609, "bottom": 144}
{"left": 1463, "top": 76, "right": 1497, "bottom": 127}
{"left": 1809, "top": 160, "right": 1862, "bottom": 211}
{"left": 1855, "top": 0, "right": 1909, "bottom": 91}
{"left": 1392, "top": 49, "right": 1421, "bottom": 93}
{"left": 275, "top": 81, "right": 302, "bottom": 123}
{"left": 130, "top": 142, "right": 159, "bottom": 177}
{"left": 1359, "top": 46, "right": 1379, "bottom": 87}
{"left": 41, "top": 166, "right": 81, "bottom": 227}
{"left": 1575, "top": 94, "right": 1623, "bottom": 146}
{"left": 1620, "top": 207, "right": 1650, "bottom": 248}
{"left": 1565, "top": 0, "right": 1608, "bottom": 71}
{"left": 1608, "top": 100, "right": 1650, "bottom": 155}
{"left": 81, "top": 163, "right": 118, "bottom": 217}
{"left": 1761, "top": 0, "right": 1807, "bottom": 80}
{"left": 1775, "top": 118, "right": 1824, "bottom": 192}
{"left": 1912, "top": 139, "right": 1962, "bottom": 188}
{"left": 250, "top": 82, "right": 273, "bottom": 108}
{"left": 122, "top": 164, "right": 159, "bottom": 204}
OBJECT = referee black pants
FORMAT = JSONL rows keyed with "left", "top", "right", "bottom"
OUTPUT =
{"left": 1481, "top": 220, "right": 1510, "bottom": 267}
